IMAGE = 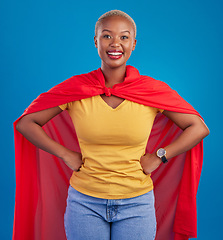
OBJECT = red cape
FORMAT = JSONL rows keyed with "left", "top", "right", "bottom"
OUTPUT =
{"left": 13, "top": 65, "right": 203, "bottom": 240}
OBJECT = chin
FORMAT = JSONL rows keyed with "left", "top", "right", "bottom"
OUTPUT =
{"left": 103, "top": 60, "right": 127, "bottom": 69}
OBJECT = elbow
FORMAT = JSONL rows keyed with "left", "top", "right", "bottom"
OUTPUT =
{"left": 194, "top": 117, "right": 210, "bottom": 139}
{"left": 203, "top": 125, "right": 210, "bottom": 138}
{"left": 187, "top": 119, "right": 210, "bottom": 141}
{"left": 16, "top": 116, "right": 32, "bottom": 134}
{"left": 202, "top": 119, "right": 210, "bottom": 138}
{"left": 16, "top": 118, "right": 25, "bottom": 133}
{"left": 199, "top": 123, "right": 210, "bottom": 139}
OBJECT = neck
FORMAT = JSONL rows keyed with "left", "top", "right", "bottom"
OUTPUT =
{"left": 101, "top": 63, "right": 127, "bottom": 88}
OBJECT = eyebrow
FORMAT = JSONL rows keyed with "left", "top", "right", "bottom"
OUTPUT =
{"left": 102, "top": 29, "right": 130, "bottom": 34}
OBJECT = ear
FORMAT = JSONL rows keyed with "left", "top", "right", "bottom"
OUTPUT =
{"left": 94, "top": 36, "right": 98, "bottom": 48}
{"left": 132, "top": 39, "right": 137, "bottom": 51}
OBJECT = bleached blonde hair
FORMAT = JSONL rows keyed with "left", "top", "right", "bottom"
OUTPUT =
{"left": 95, "top": 10, "right": 137, "bottom": 37}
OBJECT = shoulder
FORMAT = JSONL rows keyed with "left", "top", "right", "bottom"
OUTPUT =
{"left": 47, "top": 68, "right": 101, "bottom": 93}
{"left": 142, "top": 74, "right": 171, "bottom": 87}
{"left": 135, "top": 74, "right": 174, "bottom": 96}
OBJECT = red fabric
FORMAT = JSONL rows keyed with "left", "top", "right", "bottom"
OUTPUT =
{"left": 13, "top": 65, "right": 203, "bottom": 240}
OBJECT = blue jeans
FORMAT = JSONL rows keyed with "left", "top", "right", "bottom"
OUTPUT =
{"left": 64, "top": 186, "right": 157, "bottom": 240}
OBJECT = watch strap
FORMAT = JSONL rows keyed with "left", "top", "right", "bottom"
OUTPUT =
{"left": 161, "top": 155, "right": 168, "bottom": 163}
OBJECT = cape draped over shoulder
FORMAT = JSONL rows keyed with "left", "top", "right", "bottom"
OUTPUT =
{"left": 13, "top": 65, "right": 203, "bottom": 240}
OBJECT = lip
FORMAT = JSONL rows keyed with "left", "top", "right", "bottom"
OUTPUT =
{"left": 107, "top": 50, "right": 123, "bottom": 60}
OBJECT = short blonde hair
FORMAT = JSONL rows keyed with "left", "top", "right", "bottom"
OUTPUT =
{"left": 95, "top": 10, "right": 137, "bottom": 37}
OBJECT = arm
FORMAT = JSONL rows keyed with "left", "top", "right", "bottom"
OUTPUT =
{"left": 140, "top": 111, "right": 209, "bottom": 174}
{"left": 16, "top": 106, "right": 83, "bottom": 171}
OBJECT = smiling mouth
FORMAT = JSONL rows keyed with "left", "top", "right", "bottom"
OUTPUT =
{"left": 107, "top": 51, "right": 123, "bottom": 59}
{"left": 107, "top": 52, "right": 123, "bottom": 56}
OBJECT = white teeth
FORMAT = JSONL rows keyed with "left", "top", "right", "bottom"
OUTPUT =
{"left": 108, "top": 52, "right": 122, "bottom": 56}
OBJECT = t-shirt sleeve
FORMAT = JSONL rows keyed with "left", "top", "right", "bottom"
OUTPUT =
{"left": 58, "top": 103, "right": 68, "bottom": 111}
{"left": 58, "top": 102, "right": 73, "bottom": 111}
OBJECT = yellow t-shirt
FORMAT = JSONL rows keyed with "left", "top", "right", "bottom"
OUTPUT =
{"left": 59, "top": 95, "right": 163, "bottom": 199}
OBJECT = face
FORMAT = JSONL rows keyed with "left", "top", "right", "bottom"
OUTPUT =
{"left": 94, "top": 16, "right": 137, "bottom": 69}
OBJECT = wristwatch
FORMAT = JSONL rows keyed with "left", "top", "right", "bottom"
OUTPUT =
{"left": 156, "top": 148, "right": 168, "bottom": 163}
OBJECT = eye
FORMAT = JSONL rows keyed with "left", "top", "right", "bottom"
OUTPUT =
{"left": 103, "top": 34, "right": 111, "bottom": 39}
{"left": 121, "top": 36, "right": 129, "bottom": 40}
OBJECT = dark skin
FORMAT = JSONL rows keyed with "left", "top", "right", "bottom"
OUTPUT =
{"left": 16, "top": 15, "right": 209, "bottom": 173}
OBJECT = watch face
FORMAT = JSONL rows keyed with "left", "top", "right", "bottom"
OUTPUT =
{"left": 157, "top": 148, "right": 166, "bottom": 157}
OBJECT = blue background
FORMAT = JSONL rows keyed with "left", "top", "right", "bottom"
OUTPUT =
{"left": 1, "top": 0, "right": 222, "bottom": 239}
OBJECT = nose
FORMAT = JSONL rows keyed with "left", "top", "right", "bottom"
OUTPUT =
{"left": 110, "top": 37, "right": 120, "bottom": 47}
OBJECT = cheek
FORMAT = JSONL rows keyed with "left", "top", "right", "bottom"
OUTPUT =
{"left": 97, "top": 40, "right": 106, "bottom": 51}
{"left": 98, "top": 45, "right": 106, "bottom": 56}
{"left": 96, "top": 43, "right": 108, "bottom": 59}
{"left": 125, "top": 42, "right": 135, "bottom": 54}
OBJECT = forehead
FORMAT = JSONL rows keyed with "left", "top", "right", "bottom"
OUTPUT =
{"left": 97, "top": 15, "right": 134, "bottom": 33}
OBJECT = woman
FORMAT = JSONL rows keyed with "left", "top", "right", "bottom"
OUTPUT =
{"left": 14, "top": 10, "right": 209, "bottom": 240}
